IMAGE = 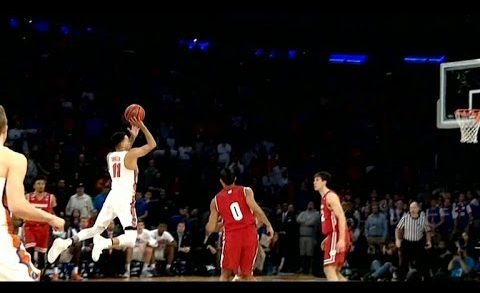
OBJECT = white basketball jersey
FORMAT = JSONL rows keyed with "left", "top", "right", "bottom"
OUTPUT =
{"left": 107, "top": 151, "right": 138, "bottom": 199}
{"left": 0, "top": 177, "right": 8, "bottom": 232}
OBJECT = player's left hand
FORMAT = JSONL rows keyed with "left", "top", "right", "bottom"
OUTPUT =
{"left": 336, "top": 239, "right": 346, "bottom": 253}
{"left": 127, "top": 124, "right": 140, "bottom": 138}
{"left": 129, "top": 116, "right": 145, "bottom": 128}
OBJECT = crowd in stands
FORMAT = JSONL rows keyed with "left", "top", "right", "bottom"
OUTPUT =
{"left": 2, "top": 16, "right": 480, "bottom": 281}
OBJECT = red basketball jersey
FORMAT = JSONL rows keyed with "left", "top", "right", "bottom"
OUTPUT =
{"left": 215, "top": 185, "right": 256, "bottom": 232}
{"left": 321, "top": 190, "right": 338, "bottom": 235}
{"left": 25, "top": 192, "right": 53, "bottom": 226}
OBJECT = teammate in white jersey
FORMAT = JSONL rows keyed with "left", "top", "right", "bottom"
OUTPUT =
{"left": 0, "top": 105, "right": 64, "bottom": 281}
{"left": 48, "top": 116, "right": 157, "bottom": 263}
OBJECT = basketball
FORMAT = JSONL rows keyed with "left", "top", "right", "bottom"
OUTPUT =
{"left": 124, "top": 104, "right": 145, "bottom": 122}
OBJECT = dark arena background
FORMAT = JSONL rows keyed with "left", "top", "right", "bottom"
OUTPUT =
{"left": 1, "top": 12, "right": 480, "bottom": 284}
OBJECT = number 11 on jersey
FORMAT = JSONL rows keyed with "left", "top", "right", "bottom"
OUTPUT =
{"left": 112, "top": 162, "right": 121, "bottom": 178}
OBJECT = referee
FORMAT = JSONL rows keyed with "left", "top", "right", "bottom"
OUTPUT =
{"left": 395, "top": 201, "right": 432, "bottom": 281}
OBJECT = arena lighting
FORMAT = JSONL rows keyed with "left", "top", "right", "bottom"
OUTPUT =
{"left": 179, "top": 38, "right": 211, "bottom": 52}
{"left": 268, "top": 49, "right": 276, "bottom": 59}
{"left": 32, "top": 20, "right": 49, "bottom": 33}
{"left": 254, "top": 49, "right": 264, "bottom": 57}
{"left": 404, "top": 55, "right": 446, "bottom": 64}
{"left": 288, "top": 49, "right": 297, "bottom": 59}
{"left": 329, "top": 54, "right": 368, "bottom": 64}
{"left": 9, "top": 17, "right": 19, "bottom": 28}
{"left": 198, "top": 41, "right": 210, "bottom": 52}
{"left": 60, "top": 25, "right": 70, "bottom": 35}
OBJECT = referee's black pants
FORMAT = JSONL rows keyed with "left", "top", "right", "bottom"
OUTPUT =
{"left": 399, "top": 239, "right": 430, "bottom": 281}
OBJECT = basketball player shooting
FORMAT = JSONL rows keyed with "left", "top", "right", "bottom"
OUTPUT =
{"left": 48, "top": 115, "right": 157, "bottom": 263}
{"left": 0, "top": 105, "right": 64, "bottom": 281}
{"left": 206, "top": 168, "right": 274, "bottom": 281}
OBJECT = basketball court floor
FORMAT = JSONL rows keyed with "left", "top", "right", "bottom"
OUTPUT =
{"left": 72, "top": 274, "right": 326, "bottom": 282}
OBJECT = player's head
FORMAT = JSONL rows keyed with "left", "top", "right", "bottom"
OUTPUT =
{"left": 313, "top": 171, "right": 331, "bottom": 191}
{"left": 0, "top": 105, "right": 7, "bottom": 138}
{"left": 33, "top": 175, "right": 47, "bottom": 193}
{"left": 110, "top": 131, "right": 130, "bottom": 151}
{"left": 219, "top": 167, "right": 236, "bottom": 187}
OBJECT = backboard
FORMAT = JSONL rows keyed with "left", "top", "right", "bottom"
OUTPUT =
{"left": 437, "top": 58, "right": 480, "bottom": 129}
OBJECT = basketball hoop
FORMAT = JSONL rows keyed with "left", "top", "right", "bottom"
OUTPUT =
{"left": 455, "top": 109, "right": 480, "bottom": 143}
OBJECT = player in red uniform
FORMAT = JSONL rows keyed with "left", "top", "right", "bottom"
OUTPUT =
{"left": 206, "top": 168, "right": 274, "bottom": 281}
{"left": 24, "top": 175, "right": 57, "bottom": 271}
{"left": 314, "top": 171, "right": 350, "bottom": 281}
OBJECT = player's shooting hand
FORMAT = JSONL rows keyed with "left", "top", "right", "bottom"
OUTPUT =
{"left": 128, "top": 117, "right": 145, "bottom": 128}
{"left": 127, "top": 124, "right": 140, "bottom": 139}
{"left": 48, "top": 216, "right": 65, "bottom": 232}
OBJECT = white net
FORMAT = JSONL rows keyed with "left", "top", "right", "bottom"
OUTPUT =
{"left": 455, "top": 109, "right": 480, "bottom": 143}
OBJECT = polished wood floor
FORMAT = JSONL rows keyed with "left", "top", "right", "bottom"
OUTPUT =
{"left": 78, "top": 274, "right": 326, "bottom": 282}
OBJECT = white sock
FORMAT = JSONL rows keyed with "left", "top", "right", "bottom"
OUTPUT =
{"left": 125, "top": 264, "right": 131, "bottom": 272}
{"left": 53, "top": 267, "right": 59, "bottom": 274}
{"left": 72, "top": 266, "right": 78, "bottom": 275}
{"left": 142, "top": 264, "right": 148, "bottom": 272}
{"left": 166, "top": 264, "right": 171, "bottom": 270}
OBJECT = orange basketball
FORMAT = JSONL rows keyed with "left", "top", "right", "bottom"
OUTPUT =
{"left": 124, "top": 104, "right": 145, "bottom": 122}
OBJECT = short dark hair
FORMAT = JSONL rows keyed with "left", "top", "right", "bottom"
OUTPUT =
{"left": 220, "top": 167, "right": 236, "bottom": 185}
{"left": 110, "top": 131, "right": 127, "bottom": 148}
{"left": 314, "top": 171, "right": 331, "bottom": 183}
{"left": 34, "top": 175, "right": 48, "bottom": 183}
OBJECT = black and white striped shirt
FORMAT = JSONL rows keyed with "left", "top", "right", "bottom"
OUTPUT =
{"left": 396, "top": 212, "right": 430, "bottom": 241}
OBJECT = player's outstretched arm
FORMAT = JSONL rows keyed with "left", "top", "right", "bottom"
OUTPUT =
{"left": 6, "top": 152, "right": 64, "bottom": 231}
{"left": 245, "top": 187, "right": 274, "bottom": 237}
{"left": 126, "top": 117, "right": 157, "bottom": 159}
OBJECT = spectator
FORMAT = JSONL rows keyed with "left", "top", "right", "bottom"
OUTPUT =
{"left": 296, "top": 201, "right": 320, "bottom": 274}
{"left": 365, "top": 203, "right": 388, "bottom": 247}
{"left": 65, "top": 183, "right": 93, "bottom": 218}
